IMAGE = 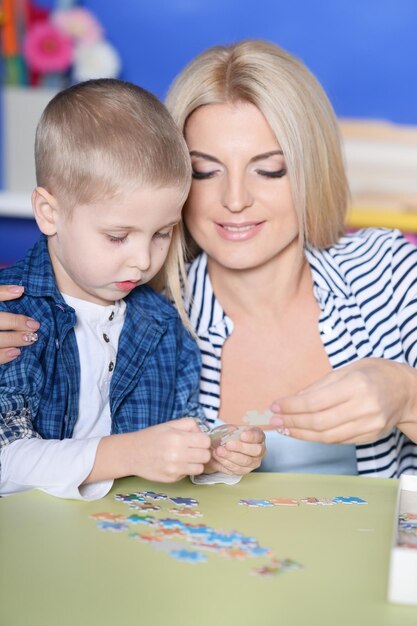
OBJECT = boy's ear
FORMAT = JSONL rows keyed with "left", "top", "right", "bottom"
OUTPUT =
{"left": 32, "top": 187, "right": 60, "bottom": 235}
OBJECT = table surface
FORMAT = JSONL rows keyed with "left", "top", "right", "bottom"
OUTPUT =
{"left": 1, "top": 473, "right": 417, "bottom": 626}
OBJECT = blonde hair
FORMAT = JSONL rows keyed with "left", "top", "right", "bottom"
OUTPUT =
{"left": 35, "top": 78, "right": 191, "bottom": 326}
{"left": 166, "top": 39, "right": 349, "bottom": 252}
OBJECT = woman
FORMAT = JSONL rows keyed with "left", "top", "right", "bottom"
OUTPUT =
{"left": 2, "top": 40, "right": 417, "bottom": 476}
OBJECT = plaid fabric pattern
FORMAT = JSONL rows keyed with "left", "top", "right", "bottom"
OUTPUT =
{"left": 0, "top": 236, "right": 204, "bottom": 451}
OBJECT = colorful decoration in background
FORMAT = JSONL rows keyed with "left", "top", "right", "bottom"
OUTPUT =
{"left": 1, "top": 0, "right": 121, "bottom": 88}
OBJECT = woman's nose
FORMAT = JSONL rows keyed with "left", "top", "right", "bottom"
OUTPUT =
{"left": 221, "top": 174, "right": 253, "bottom": 212}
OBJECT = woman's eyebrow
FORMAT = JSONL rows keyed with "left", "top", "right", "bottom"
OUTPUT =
{"left": 189, "top": 149, "right": 284, "bottom": 163}
{"left": 189, "top": 150, "right": 222, "bottom": 163}
{"left": 250, "top": 150, "right": 284, "bottom": 163}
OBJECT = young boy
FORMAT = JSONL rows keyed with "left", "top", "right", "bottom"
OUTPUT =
{"left": 0, "top": 79, "right": 213, "bottom": 500}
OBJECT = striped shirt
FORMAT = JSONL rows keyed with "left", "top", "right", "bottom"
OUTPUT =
{"left": 185, "top": 228, "right": 417, "bottom": 478}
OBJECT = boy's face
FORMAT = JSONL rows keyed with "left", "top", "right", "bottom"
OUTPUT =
{"left": 46, "top": 185, "right": 184, "bottom": 306}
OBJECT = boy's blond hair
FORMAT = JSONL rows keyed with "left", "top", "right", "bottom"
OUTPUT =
{"left": 35, "top": 78, "right": 191, "bottom": 325}
{"left": 166, "top": 39, "right": 349, "bottom": 255}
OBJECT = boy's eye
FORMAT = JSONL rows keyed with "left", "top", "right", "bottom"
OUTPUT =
{"left": 107, "top": 234, "right": 128, "bottom": 244}
{"left": 153, "top": 229, "right": 173, "bottom": 240}
{"left": 256, "top": 167, "right": 287, "bottom": 178}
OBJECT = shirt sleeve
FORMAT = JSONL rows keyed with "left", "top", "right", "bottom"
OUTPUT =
{"left": 172, "top": 320, "right": 206, "bottom": 423}
{"left": 0, "top": 436, "right": 113, "bottom": 500}
{"left": 0, "top": 338, "right": 46, "bottom": 462}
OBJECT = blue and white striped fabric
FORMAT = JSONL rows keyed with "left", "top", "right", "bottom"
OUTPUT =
{"left": 185, "top": 228, "right": 417, "bottom": 478}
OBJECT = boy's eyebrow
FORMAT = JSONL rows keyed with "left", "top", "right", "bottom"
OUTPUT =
{"left": 189, "top": 149, "right": 284, "bottom": 163}
{"left": 103, "top": 220, "right": 179, "bottom": 230}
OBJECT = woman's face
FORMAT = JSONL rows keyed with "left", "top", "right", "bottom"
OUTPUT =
{"left": 183, "top": 102, "right": 299, "bottom": 272}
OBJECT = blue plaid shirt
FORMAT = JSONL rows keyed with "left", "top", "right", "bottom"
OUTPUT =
{"left": 0, "top": 236, "right": 204, "bottom": 455}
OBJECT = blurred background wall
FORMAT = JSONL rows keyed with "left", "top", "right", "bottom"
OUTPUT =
{"left": 1, "top": 0, "right": 417, "bottom": 264}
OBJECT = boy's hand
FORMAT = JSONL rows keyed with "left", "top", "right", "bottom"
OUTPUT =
{"left": 0, "top": 285, "right": 40, "bottom": 364}
{"left": 205, "top": 427, "right": 266, "bottom": 475}
{"left": 90, "top": 418, "right": 211, "bottom": 484}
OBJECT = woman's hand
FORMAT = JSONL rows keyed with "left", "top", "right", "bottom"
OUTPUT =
{"left": 206, "top": 427, "right": 266, "bottom": 475}
{"left": 0, "top": 285, "right": 40, "bottom": 364}
{"left": 270, "top": 358, "right": 417, "bottom": 444}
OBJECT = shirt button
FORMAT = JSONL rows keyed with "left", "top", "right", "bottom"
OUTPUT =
{"left": 322, "top": 324, "right": 333, "bottom": 336}
{"left": 103, "top": 333, "right": 110, "bottom": 343}
{"left": 108, "top": 311, "right": 115, "bottom": 321}
{"left": 108, "top": 361, "right": 114, "bottom": 372}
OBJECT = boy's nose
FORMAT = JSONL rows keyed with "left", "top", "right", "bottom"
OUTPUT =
{"left": 129, "top": 248, "right": 151, "bottom": 272}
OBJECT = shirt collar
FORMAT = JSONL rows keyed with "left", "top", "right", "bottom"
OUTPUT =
{"left": 305, "top": 245, "right": 350, "bottom": 300}
{"left": 186, "top": 253, "right": 233, "bottom": 337}
{"left": 21, "top": 235, "right": 67, "bottom": 303}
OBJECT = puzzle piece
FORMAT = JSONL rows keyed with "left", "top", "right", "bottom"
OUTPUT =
{"left": 96, "top": 521, "right": 128, "bottom": 533}
{"left": 129, "top": 532, "right": 162, "bottom": 544}
{"left": 221, "top": 548, "right": 248, "bottom": 559}
{"left": 399, "top": 513, "right": 417, "bottom": 524}
{"left": 115, "top": 493, "right": 146, "bottom": 504}
{"left": 90, "top": 496, "right": 303, "bottom": 578}
{"left": 169, "top": 507, "right": 203, "bottom": 518}
{"left": 126, "top": 514, "right": 155, "bottom": 525}
{"left": 130, "top": 502, "right": 161, "bottom": 512}
{"left": 252, "top": 558, "right": 303, "bottom": 577}
{"left": 238, "top": 499, "right": 273, "bottom": 507}
{"left": 270, "top": 498, "right": 299, "bottom": 507}
{"left": 332, "top": 496, "right": 367, "bottom": 505}
{"left": 170, "top": 549, "right": 208, "bottom": 563}
{"left": 140, "top": 491, "right": 168, "bottom": 500}
{"left": 152, "top": 540, "right": 188, "bottom": 553}
{"left": 242, "top": 409, "right": 274, "bottom": 426}
{"left": 209, "top": 424, "right": 247, "bottom": 448}
{"left": 169, "top": 497, "right": 199, "bottom": 507}
{"left": 90, "top": 512, "right": 126, "bottom": 522}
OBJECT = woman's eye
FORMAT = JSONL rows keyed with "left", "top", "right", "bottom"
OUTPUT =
{"left": 256, "top": 168, "right": 287, "bottom": 178}
{"left": 192, "top": 169, "right": 217, "bottom": 180}
{"left": 108, "top": 234, "right": 128, "bottom": 244}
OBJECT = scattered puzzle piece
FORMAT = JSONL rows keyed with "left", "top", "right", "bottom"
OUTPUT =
{"left": 300, "top": 497, "right": 320, "bottom": 505}
{"left": 169, "top": 507, "right": 203, "bottom": 518}
{"left": 90, "top": 512, "right": 126, "bottom": 522}
{"left": 252, "top": 558, "right": 303, "bottom": 577}
{"left": 96, "top": 521, "right": 128, "bottom": 533}
{"left": 115, "top": 493, "right": 146, "bottom": 504}
{"left": 126, "top": 514, "right": 156, "bottom": 525}
{"left": 139, "top": 491, "right": 168, "bottom": 500}
{"left": 130, "top": 502, "right": 161, "bottom": 512}
{"left": 239, "top": 499, "right": 273, "bottom": 507}
{"left": 91, "top": 493, "right": 309, "bottom": 577}
{"left": 332, "top": 496, "right": 367, "bottom": 505}
{"left": 169, "top": 497, "right": 199, "bottom": 507}
{"left": 269, "top": 498, "right": 299, "bottom": 507}
{"left": 170, "top": 549, "right": 208, "bottom": 563}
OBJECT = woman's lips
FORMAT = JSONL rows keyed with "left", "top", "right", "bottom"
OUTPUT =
{"left": 214, "top": 221, "right": 265, "bottom": 241}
